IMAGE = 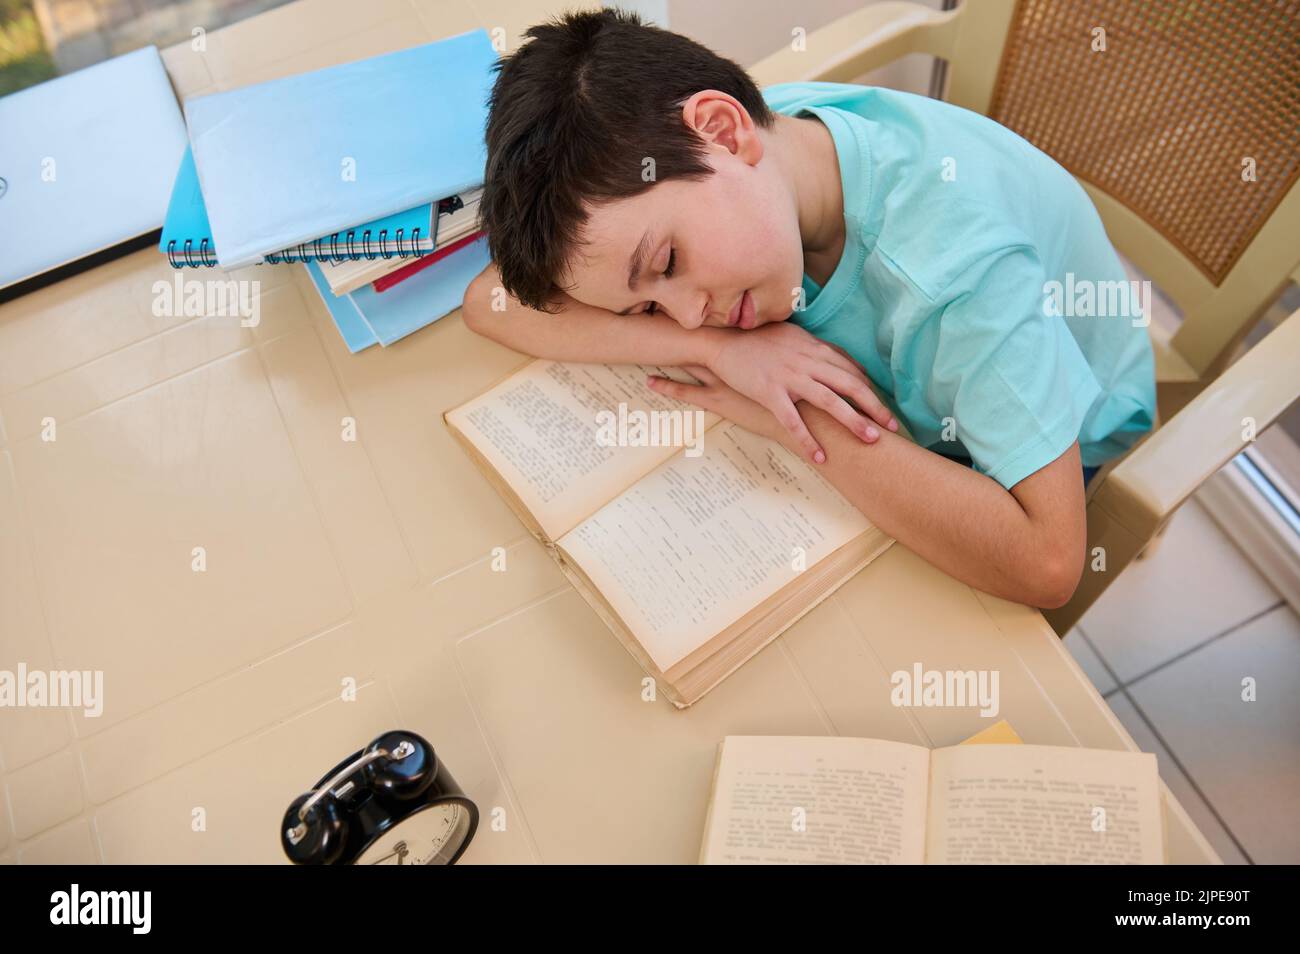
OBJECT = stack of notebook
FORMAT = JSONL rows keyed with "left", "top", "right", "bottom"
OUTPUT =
{"left": 159, "top": 29, "right": 497, "bottom": 351}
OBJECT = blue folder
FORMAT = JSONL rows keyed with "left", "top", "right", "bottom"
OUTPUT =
{"left": 184, "top": 30, "right": 496, "bottom": 269}
{"left": 159, "top": 146, "right": 436, "bottom": 266}
{"left": 303, "top": 235, "right": 489, "bottom": 352}
{"left": 0, "top": 46, "right": 186, "bottom": 293}
{"left": 303, "top": 258, "right": 378, "bottom": 353}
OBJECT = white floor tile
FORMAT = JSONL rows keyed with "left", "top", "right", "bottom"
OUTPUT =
{"left": 1127, "top": 605, "right": 1300, "bottom": 864}
{"left": 1078, "top": 499, "right": 1279, "bottom": 682}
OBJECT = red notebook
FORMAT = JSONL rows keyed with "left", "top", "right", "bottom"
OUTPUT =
{"left": 373, "top": 230, "right": 486, "bottom": 292}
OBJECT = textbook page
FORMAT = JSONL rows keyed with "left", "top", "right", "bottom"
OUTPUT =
{"left": 558, "top": 421, "right": 872, "bottom": 670}
{"left": 700, "top": 736, "right": 929, "bottom": 865}
{"left": 926, "top": 744, "right": 1164, "bottom": 864}
{"left": 446, "top": 361, "right": 718, "bottom": 539}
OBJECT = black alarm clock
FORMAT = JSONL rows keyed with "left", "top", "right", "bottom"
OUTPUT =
{"left": 281, "top": 730, "right": 478, "bottom": 865}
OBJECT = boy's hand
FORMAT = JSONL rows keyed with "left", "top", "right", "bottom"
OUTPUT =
{"left": 703, "top": 322, "right": 898, "bottom": 463}
{"left": 647, "top": 367, "right": 796, "bottom": 451}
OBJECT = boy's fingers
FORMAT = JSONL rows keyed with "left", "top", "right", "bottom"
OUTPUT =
{"left": 816, "top": 343, "right": 871, "bottom": 379}
{"left": 801, "top": 381, "right": 880, "bottom": 443}
{"left": 773, "top": 398, "right": 824, "bottom": 464}
{"left": 816, "top": 366, "right": 898, "bottom": 431}
{"left": 654, "top": 374, "right": 825, "bottom": 464}
{"left": 646, "top": 374, "right": 700, "bottom": 403}
{"left": 681, "top": 365, "right": 719, "bottom": 386}
{"left": 809, "top": 350, "right": 883, "bottom": 400}
{"left": 809, "top": 350, "right": 899, "bottom": 430}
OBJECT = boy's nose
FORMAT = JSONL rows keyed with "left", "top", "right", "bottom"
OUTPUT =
{"left": 673, "top": 292, "right": 711, "bottom": 330}
{"left": 695, "top": 292, "right": 730, "bottom": 329}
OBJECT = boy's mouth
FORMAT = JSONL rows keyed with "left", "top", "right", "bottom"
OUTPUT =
{"left": 727, "top": 290, "right": 757, "bottom": 329}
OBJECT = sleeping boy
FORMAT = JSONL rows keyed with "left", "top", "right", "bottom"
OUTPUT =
{"left": 461, "top": 8, "right": 1156, "bottom": 609}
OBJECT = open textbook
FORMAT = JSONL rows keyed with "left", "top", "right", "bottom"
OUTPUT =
{"left": 700, "top": 736, "right": 1165, "bottom": 864}
{"left": 445, "top": 360, "right": 894, "bottom": 707}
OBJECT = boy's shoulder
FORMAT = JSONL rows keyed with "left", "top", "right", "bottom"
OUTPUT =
{"left": 768, "top": 83, "right": 1099, "bottom": 304}
{"left": 764, "top": 81, "right": 1036, "bottom": 165}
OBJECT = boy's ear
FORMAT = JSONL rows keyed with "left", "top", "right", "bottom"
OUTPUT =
{"left": 681, "top": 89, "right": 763, "bottom": 163}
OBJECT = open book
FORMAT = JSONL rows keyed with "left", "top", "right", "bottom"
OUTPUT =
{"left": 445, "top": 360, "right": 894, "bottom": 707}
{"left": 700, "top": 736, "right": 1165, "bottom": 864}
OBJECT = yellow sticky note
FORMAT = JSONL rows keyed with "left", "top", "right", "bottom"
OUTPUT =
{"left": 960, "top": 719, "right": 1024, "bottom": 745}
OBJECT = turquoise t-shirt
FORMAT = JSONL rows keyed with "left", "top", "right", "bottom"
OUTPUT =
{"left": 762, "top": 82, "right": 1156, "bottom": 489}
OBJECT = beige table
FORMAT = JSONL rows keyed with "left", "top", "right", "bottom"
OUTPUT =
{"left": 0, "top": 0, "right": 1218, "bottom": 864}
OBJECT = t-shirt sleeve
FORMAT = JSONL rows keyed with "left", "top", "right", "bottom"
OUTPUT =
{"left": 925, "top": 246, "right": 1103, "bottom": 489}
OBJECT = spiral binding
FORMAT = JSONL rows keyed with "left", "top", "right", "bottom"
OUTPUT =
{"left": 262, "top": 226, "right": 425, "bottom": 265}
{"left": 168, "top": 227, "right": 428, "bottom": 268}
{"left": 166, "top": 238, "right": 219, "bottom": 269}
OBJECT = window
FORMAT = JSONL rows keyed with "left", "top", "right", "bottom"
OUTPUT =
{"left": 1, "top": 0, "right": 295, "bottom": 96}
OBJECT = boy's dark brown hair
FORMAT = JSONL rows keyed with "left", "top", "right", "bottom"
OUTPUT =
{"left": 479, "top": 6, "right": 775, "bottom": 313}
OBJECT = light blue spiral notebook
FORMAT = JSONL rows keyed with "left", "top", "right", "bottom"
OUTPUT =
{"left": 184, "top": 29, "right": 496, "bottom": 269}
{"left": 0, "top": 46, "right": 186, "bottom": 296}
{"left": 159, "top": 146, "right": 436, "bottom": 267}
{"left": 303, "top": 235, "right": 489, "bottom": 352}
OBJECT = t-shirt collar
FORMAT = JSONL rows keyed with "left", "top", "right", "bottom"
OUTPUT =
{"left": 789, "top": 105, "right": 878, "bottom": 332}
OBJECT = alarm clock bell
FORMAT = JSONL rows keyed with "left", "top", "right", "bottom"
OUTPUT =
{"left": 281, "top": 730, "right": 478, "bottom": 865}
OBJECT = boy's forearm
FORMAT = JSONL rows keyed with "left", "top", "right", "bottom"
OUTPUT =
{"left": 462, "top": 266, "right": 727, "bottom": 368}
{"left": 795, "top": 404, "right": 1078, "bottom": 608}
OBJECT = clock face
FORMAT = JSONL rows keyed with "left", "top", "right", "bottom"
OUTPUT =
{"left": 357, "top": 802, "right": 472, "bottom": 866}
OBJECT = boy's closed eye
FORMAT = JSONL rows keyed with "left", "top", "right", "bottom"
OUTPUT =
{"left": 642, "top": 246, "right": 676, "bottom": 316}
{"left": 618, "top": 246, "right": 681, "bottom": 317}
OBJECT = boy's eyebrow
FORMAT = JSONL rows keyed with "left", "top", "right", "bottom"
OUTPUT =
{"left": 613, "top": 230, "right": 654, "bottom": 316}
{"left": 620, "top": 228, "right": 654, "bottom": 300}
